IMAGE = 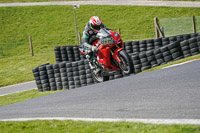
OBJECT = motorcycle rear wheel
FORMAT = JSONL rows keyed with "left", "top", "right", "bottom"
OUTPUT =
{"left": 118, "top": 50, "right": 134, "bottom": 74}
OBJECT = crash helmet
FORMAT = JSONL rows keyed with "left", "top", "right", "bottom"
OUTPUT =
{"left": 89, "top": 16, "right": 103, "bottom": 32}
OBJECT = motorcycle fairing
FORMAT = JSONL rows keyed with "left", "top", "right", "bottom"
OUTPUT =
{"left": 96, "top": 45, "right": 120, "bottom": 70}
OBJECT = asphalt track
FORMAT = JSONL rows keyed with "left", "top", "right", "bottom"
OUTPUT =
{"left": 0, "top": 60, "right": 200, "bottom": 124}
{"left": 0, "top": 81, "right": 36, "bottom": 96}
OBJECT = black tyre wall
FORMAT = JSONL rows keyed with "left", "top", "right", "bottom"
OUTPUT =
{"left": 33, "top": 33, "right": 200, "bottom": 92}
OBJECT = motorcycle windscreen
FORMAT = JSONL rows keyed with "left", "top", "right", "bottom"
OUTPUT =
{"left": 97, "top": 28, "right": 116, "bottom": 45}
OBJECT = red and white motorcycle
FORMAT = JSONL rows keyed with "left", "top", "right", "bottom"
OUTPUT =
{"left": 79, "top": 28, "right": 134, "bottom": 82}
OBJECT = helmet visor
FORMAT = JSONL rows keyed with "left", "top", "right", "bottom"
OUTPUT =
{"left": 91, "top": 24, "right": 102, "bottom": 31}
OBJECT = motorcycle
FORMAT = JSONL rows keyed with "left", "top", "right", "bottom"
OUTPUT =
{"left": 79, "top": 28, "right": 134, "bottom": 82}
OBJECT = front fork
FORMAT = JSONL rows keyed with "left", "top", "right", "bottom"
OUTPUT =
{"left": 110, "top": 44, "right": 123, "bottom": 63}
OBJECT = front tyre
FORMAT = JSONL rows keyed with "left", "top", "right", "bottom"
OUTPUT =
{"left": 118, "top": 50, "right": 134, "bottom": 74}
{"left": 91, "top": 70, "right": 109, "bottom": 82}
{"left": 90, "top": 63, "right": 109, "bottom": 82}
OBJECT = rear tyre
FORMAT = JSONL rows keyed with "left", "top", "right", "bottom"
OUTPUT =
{"left": 118, "top": 50, "right": 134, "bottom": 74}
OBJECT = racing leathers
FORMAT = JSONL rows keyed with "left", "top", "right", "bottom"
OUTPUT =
{"left": 81, "top": 22, "right": 107, "bottom": 59}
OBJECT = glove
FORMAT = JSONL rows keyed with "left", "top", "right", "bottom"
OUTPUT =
{"left": 91, "top": 46, "right": 98, "bottom": 52}
{"left": 83, "top": 42, "right": 98, "bottom": 52}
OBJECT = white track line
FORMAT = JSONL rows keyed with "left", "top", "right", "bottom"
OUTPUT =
{"left": 1, "top": 117, "right": 200, "bottom": 125}
{"left": 162, "top": 58, "right": 200, "bottom": 69}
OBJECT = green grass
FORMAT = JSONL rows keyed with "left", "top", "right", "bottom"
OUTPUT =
{"left": 0, "top": 53, "right": 55, "bottom": 87}
{"left": 0, "top": 89, "right": 64, "bottom": 107}
{"left": 0, "top": 119, "right": 200, "bottom": 133}
{"left": 159, "top": 17, "right": 194, "bottom": 36}
{"left": 1, "top": 5, "right": 200, "bottom": 87}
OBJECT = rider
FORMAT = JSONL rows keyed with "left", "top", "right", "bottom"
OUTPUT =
{"left": 81, "top": 16, "right": 108, "bottom": 61}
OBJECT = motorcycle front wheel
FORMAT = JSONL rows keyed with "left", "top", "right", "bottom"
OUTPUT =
{"left": 91, "top": 64, "right": 109, "bottom": 82}
{"left": 118, "top": 50, "right": 134, "bottom": 74}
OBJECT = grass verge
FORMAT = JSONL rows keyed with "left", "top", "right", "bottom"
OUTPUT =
{"left": 0, "top": 89, "right": 64, "bottom": 107}
{"left": 0, "top": 120, "right": 200, "bottom": 133}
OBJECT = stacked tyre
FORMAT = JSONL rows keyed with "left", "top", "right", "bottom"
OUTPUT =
{"left": 125, "top": 41, "right": 133, "bottom": 54}
{"left": 54, "top": 46, "right": 62, "bottom": 63}
{"left": 197, "top": 37, "right": 200, "bottom": 52}
{"left": 32, "top": 67, "right": 43, "bottom": 92}
{"left": 188, "top": 37, "right": 200, "bottom": 56}
{"left": 162, "top": 37, "right": 170, "bottom": 46}
{"left": 180, "top": 40, "right": 192, "bottom": 58}
{"left": 169, "top": 36, "right": 177, "bottom": 44}
{"left": 78, "top": 60, "right": 87, "bottom": 87}
{"left": 73, "top": 46, "right": 81, "bottom": 61}
{"left": 132, "top": 41, "right": 140, "bottom": 53}
{"left": 53, "top": 63, "right": 63, "bottom": 90}
{"left": 146, "top": 39, "right": 154, "bottom": 51}
{"left": 39, "top": 65, "right": 50, "bottom": 91}
{"left": 59, "top": 62, "right": 69, "bottom": 89}
{"left": 191, "top": 33, "right": 198, "bottom": 38}
{"left": 66, "top": 63, "right": 74, "bottom": 89}
{"left": 67, "top": 46, "right": 75, "bottom": 62}
{"left": 154, "top": 48, "right": 165, "bottom": 65}
{"left": 183, "top": 34, "right": 191, "bottom": 40}
{"left": 139, "top": 40, "right": 147, "bottom": 52}
{"left": 131, "top": 53, "right": 141, "bottom": 74}
{"left": 168, "top": 41, "right": 183, "bottom": 61}
{"left": 72, "top": 62, "right": 81, "bottom": 88}
{"left": 176, "top": 35, "right": 184, "bottom": 42}
{"left": 160, "top": 45, "right": 173, "bottom": 63}
{"left": 47, "top": 64, "right": 57, "bottom": 91}
{"left": 85, "top": 60, "right": 95, "bottom": 85}
{"left": 154, "top": 38, "right": 162, "bottom": 49}
{"left": 60, "top": 46, "right": 68, "bottom": 62}
{"left": 146, "top": 50, "right": 157, "bottom": 68}
{"left": 139, "top": 52, "right": 151, "bottom": 71}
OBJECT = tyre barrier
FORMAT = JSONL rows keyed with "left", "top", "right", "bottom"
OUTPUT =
{"left": 124, "top": 33, "right": 200, "bottom": 55}
{"left": 32, "top": 60, "right": 124, "bottom": 92}
{"left": 54, "top": 45, "right": 85, "bottom": 63}
{"left": 54, "top": 33, "right": 200, "bottom": 63}
{"left": 130, "top": 36, "right": 200, "bottom": 74}
{"left": 33, "top": 33, "right": 200, "bottom": 92}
